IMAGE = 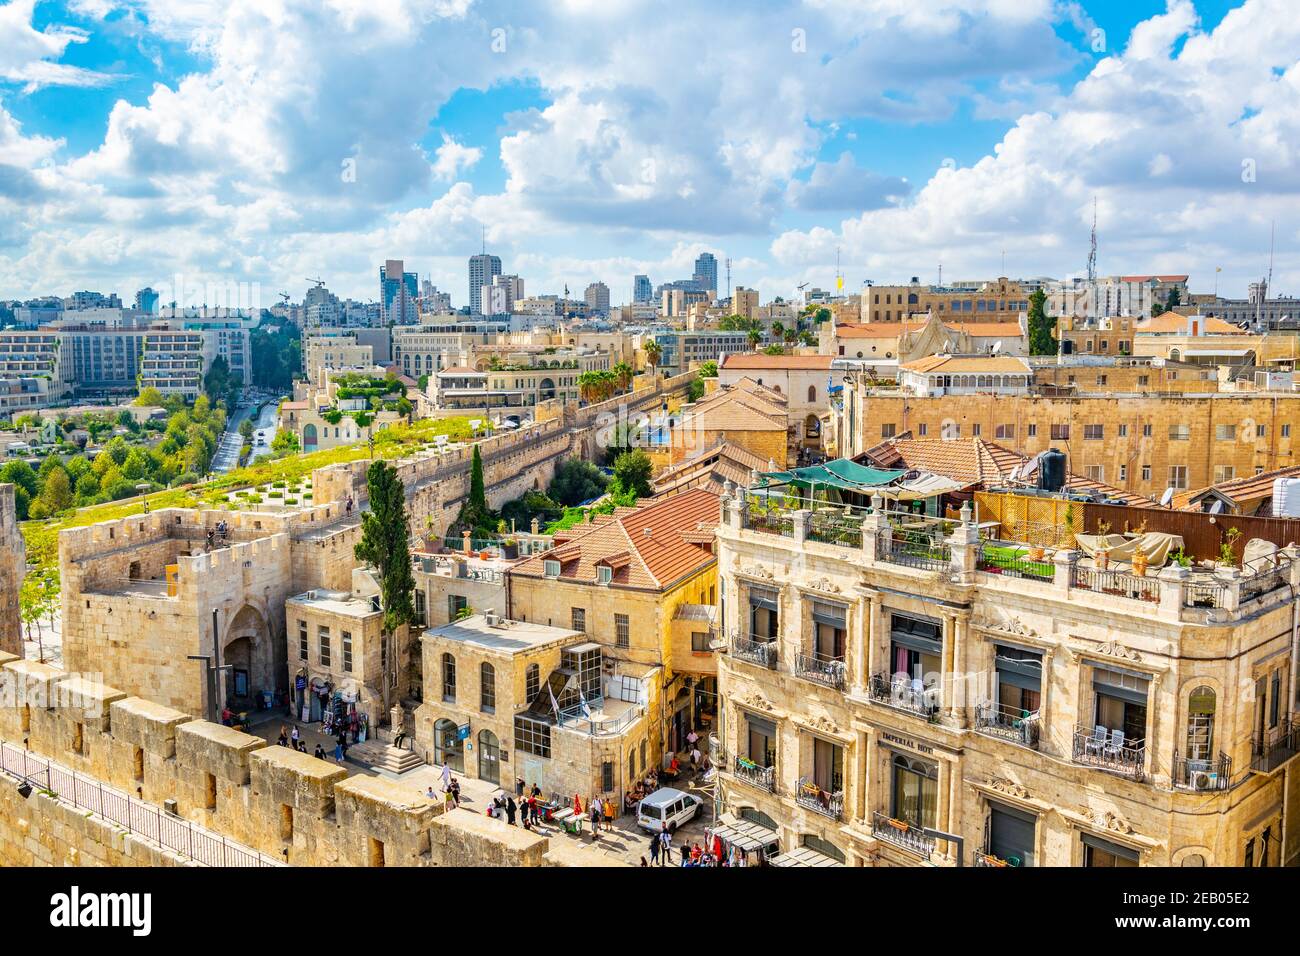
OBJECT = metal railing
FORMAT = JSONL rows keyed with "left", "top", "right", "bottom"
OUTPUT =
{"left": 556, "top": 701, "right": 644, "bottom": 737}
{"left": 1172, "top": 750, "right": 1232, "bottom": 791}
{"left": 748, "top": 508, "right": 794, "bottom": 538}
{"left": 1239, "top": 563, "right": 1290, "bottom": 605}
{"left": 795, "top": 777, "right": 844, "bottom": 820}
{"left": 973, "top": 702, "right": 1040, "bottom": 748}
{"left": 1070, "top": 566, "right": 1159, "bottom": 603}
{"left": 878, "top": 528, "right": 951, "bottom": 571}
{"left": 808, "top": 509, "right": 864, "bottom": 549}
{"left": 732, "top": 759, "right": 775, "bottom": 792}
{"left": 1184, "top": 581, "right": 1227, "bottom": 609}
{"left": 0, "top": 740, "right": 278, "bottom": 867}
{"left": 731, "top": 634, "right": 778, "bottom": 669}
{"left": 868, "top": 673, "right": 940, "bottom": 720}
{"left": 1071, "top": 726, "right": 1147, "bottom": 780}
{"left": 794, "top": 652, "right": 847, "bottom": 691}
{"left": 871, "top": 811, "right": 934, "bottom": 857}
{"left": 975, "top": 541, "right": 1054, "bottom": 582}
{"left": 1251, "top": 715, "right": 1300, "bottom": 774}
{"left": 709, "top": 734, "right": 727, "bottom": 771}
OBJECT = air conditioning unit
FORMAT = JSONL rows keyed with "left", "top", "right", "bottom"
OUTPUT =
{"left": 484, "top": 611, "right": 500, "bottom": 627}
{"left": 1190, "top": 770, "right": 1218, "bottom": 791}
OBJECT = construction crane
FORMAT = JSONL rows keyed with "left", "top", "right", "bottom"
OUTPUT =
{"left": 277, "top": 291, "right": 290, "bottom": 306}
{"left": 305, "top": 276, "right": 326, "bottom": 288}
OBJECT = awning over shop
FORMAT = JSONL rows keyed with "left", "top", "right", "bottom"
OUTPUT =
{"left": 759, "top": 457, "right": 904, "bottom": 493}
{"left": 710, "top": 818, "right": 780, "bottom": 854}
{"left": 879, "top": 473, "right": 969, "bottom": 501}
{"left": 770, "top": 846, "right": 846, "bottom": 867}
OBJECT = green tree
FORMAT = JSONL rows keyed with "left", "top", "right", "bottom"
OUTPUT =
{"left": 698, "top": 360, "right": 718, "bottom": 378}
{"left": 548, "top": 457, "right": 608, "bottom": 505}
{"left": 354, "top": 460, "right": 415, "bottom": 633}
{"left": 1027, "top": 288, "right": 1057, "bottom": 355}
{"left": 643, "top": 339, "right": 662, "bottom": 377}
{"left": 747, "top": 328, "right": 762, "bottom": 350}
{"left": 37, "top": 467, "right": 74, "bottom": 515}
{"left": 135, "top": 386, "right": 165, "bottom": 407}
{"left": 612, "top": 449, "right": 653, "bottom": 499}
{"left": 271, "top": 428, "right": 300, "bottom": 456}
{"left": 239, "top": 418, "right": 254, "bottom": 441}
{"left": 0, "top": 459, "right": 38, "bottom": 499}
{"left": 687, "top": 375, "right": 706, "bottom": 402}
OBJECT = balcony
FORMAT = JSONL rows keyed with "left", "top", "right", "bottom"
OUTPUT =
{"left": 972, "top": 849, "right": 1017, "bottom": 867}
{"left": 976, "top": 541, "right": 1054, "bottom": 582}
{"left": 807, "top": 507, "right": 865, "bottom": 549}
{"left": 1070, "top": 566, "right": 1159, "bottom": 604}
{"left": 730, "top": 634, "right": 778, "bottom": 669}
{"left": 732, "top": 758, "right": 776, "bottom": 793}
{"left": 1250, "top": 716, "right": 1300, "bottom": 774}
{"left": 871, "top": 811, "right": 934, "bottom": 858}
{"left": 795, "top": 777, "right": 844, "bottom": 820}
{"left": 1172, "top": 751, "right": 1231, "bottom": 791}
{"left": 1072, "top": 725, "right": 1146, "bottom": 781}
{"left": 748, "top": 507, "right": 794, "bottom": 538}
{"left": 794, "top": 652, "right": 847, "bottom": 691}
{"left": 877, "top": 527, "right": 951, "bottom": 572}
{"left": 973, "top": 702, "right": 1040, "bottom": 749}
{"left": 709, "top": 734, "right": 727, "bottom": 771}
{"left": 868, "top": 673, "right": 940, "bottom": 721}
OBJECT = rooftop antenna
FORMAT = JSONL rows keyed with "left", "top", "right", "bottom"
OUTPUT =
{"left": 938, "top": 262, "right": 942, "bottom": 288}
{"left": 725, "top": 257, "right": 732, "bottom": 300}
{"left": 481, "top": 225, "right": 486, "bottom": 255}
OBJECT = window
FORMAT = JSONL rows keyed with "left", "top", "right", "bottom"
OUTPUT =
{"left": 1285, "top": 425, "right": 1293, "bottom": 438}
{"left": 1142, "top": 464, "right": 1151, "bottom": 481}
{"left": 615, "top": 613, "right": 630, "bottom": 648}
{"left": 447, "top": 594, "right": 467, "bottom": 621}
{"left": 1214, "top": 465, "right": 1235, "bottom": 483}
{"left": 1169, "top": 465, "right": 1188, "bottom": 490}
{"left": 318, "top": 626, "right": 331, "bottom": 667}
{"left": 888, "top": 614, "right": 943, "bottom": 711}
{"left": 995, "top": 424, "right": 1014, "bottom": 440}
{"left": 808, "top": 385, "right": 817, "bottom": 403}
{"left": 1083, "top": 424, "right": 1103, "bottom": 441}
{"left": 1027, "top": 423, "right": 1037, "bottom": 438}
{"left": 992, "top": 644, "right": 1042, "bottom": 732}
{"left": 602, "top": 761, "right": 614, "bottom": 792}
{"left": 881, "top": 423, "right": 896, "bottom": 439}
{"left": 691, "top": 631, "right": 711, "bottom": 652}
{"left": 1137, "top": 375, "right": 1148, "bottom": 386}
{"left": 441, "top": 653, "right": 456, "bottom": 702}
{"left": 298, "top": 621, "right": 307, "bottom": 661}
{"left": 890, "top": 754, "right": 937, "bottom": 829}
{"left": 480, "top": 663, "right": 496, "bottom": 713}
{"left": 1096, "top": 375, "right": 1107, "bottom": 386}
{"left": 748, "top": 587, "right": 779, "bottom": 642}
{"left": 1142, "top": 423, "right": 1152, "bottom": 437}
{"left": 1117, "top": 424, "right": 1128, "bottom": 437}
{"left": 810, "top": 601, "right": 846, "bottom": 663}
{"left": 1119, "top": 464, "right": 1127, "bottom": 482}
{"left": 987, "top": 801, "right": 1036, "bottom": 866}
{"left": 1092, "top": 666, "right": 1150, "bottom": 751}
{"left": 1050, "top": 423, "right": 1070, "bottom": 440}
{"left": 745, "top": 714, "right": 776, "bottom": 770}
{"left": 918, "top": 423, "right": 928, "bottom": 437}
{"left": 342, "top": 631, "right": 353, "bottom": 673}
{"left": 812, "top": 737, "right": 843, "bottom": 794}
{"left": 1085, "top": 465, "right": 1104, "bottom": 482}
{"left": 526, "top": 663, "right": 540, "bottom": 701}
{"left": 1169, "top": 424, "right": 1190, "bottom": 440}
{"left": 597, "top": 565, "right": 612, "bottom": 585}
{"left": 1215, "top": 424, "right": 1235, "bottom": 441}
{"left": 544, "top": 559, "right": 560, "bottom": 577}
{"left": 1082, "top": 833, "right": 1139, "bottom": 868}
{"left": 1186, "top": 686, "right": 1216, "bottom": 763}
{"left": 972, "top": 424, "right": 981, "bottom": 437}
{"left": 571, "top": 607, "right": 586, "bottom": 633}
{"left": 514, "top": 715, "right": 551, "bottom": 758}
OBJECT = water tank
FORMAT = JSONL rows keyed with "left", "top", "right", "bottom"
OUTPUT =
{"left": 1039, "top": 448, "right": 1067, "bottom": 493}
{"left": 1272, "top": 477, "right": 1300, "bottom": 517}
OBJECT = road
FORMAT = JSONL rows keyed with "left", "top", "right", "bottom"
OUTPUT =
{"left": 213, "top": 395, "right": 283, "bottom": 473}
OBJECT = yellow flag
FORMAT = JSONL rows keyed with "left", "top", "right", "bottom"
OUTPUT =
{"left": 836, "top": 275, "right": 843, "bottom": 291}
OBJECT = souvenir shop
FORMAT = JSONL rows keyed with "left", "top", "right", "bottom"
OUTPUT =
{"left": 300, "top": 674, "right": 371, "bottom": 742}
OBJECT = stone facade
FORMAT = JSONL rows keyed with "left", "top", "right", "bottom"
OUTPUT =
{"left": 714, "top": 489, "right": 1300, "bottom": 867}
{"left": 0, "top": 484, "right": 23, "bottom": 656}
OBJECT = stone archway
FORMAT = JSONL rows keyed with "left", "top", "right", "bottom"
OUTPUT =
{"left": 222, "top": 604, "right": 274, "bottom": 709}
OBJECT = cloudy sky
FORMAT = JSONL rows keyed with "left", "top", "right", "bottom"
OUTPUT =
{"left": 0, "top": 0, "right": 1296, "bottom": 308}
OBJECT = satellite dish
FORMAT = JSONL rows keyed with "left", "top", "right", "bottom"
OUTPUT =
{"left": 1209, "top": 499, "right": 1224, "bottom": 514}
{"left": 991, "top": 340, "right": 1002, "bottom": 355}
{"left": 1160, "top": 487, "right": 1175, "bottom": 507}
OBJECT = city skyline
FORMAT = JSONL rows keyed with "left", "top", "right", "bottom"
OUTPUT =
{"left": 0, "top": 0, "right": 1295, "bottom": 305}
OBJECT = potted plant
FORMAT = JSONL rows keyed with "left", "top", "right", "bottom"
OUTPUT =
{"left": 501, "top": 538, "right": 519, "bottom": 559}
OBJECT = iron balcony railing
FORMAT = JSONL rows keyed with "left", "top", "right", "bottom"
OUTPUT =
{"left": 1072, "top": 725, "right": 1146, "bottom": 781}
{"left": 868, "top": 673, "right": 940, "bottom": 720}
{"left": 973, "top": 702, "right": 1040, "bottom": 749}
{"left": 732, "top": 759, "right": 776, "bottom": 792}
{"left": 1070, "top": 566, "right": 1160, "bottom": 603}
{"left": 1239, "top": 562, "right": 1290, "bottom": 605}
{"left": 731, "top": 634, "right": 778, "bottom": 669}
{"left": 0, "top": 740, "right": 278, "bottom": 867}
{"left": 795, "top": 776, "right": 844, "bottom": 820}
{"left": 1184, "top": 581, "right": 1227, "bottom": 609}
{"left": 1172, "top": 751, "right": 1232, "bottom": 791}
{"left": 1251, "top": 715, "right": 1300, "bottom": 774}
{"left": 748, "top": 508, "right": 794, "bottom": 538}
{"left": 975, "top": 541, "right": 1054, "bottom": 582}
{"left": 808, "top": 509, "right": 864, "bottom": 549}
{"left": 871, "top": 811, "right": 934, "bottom": 858}
{"left": 709, "top": 734, "right": 727, "bottom": 771}
{"left": 878, "top": 528, "right": 951, "bottom": 571}
{"left": 794, "top": 652, "right": 847, "bottom": 691}
{"left": 972, "top": 850, "right": 1016, "bottom": 867}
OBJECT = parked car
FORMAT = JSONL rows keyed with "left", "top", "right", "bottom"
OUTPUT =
{"left": 637, "top": 787, "right": 703, "bottom": 833}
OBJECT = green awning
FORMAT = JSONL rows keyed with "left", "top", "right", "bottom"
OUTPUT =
{"left": 759, "top": 458, "right": 905, "bottom": 493}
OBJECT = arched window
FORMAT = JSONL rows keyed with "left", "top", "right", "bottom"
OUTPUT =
{"left": 526, "top": 663, "right": 540, "bottom": 701}
{"left": 480, "top": 662, "right": 496, "bottom": 713}
{"left": 441, "top": 653, "right": 456, "bottom": 702}
{"left": 807, "top": 384, "right": 817, "bottom": 402}
{"left": 1187, "top": 685, "right": 1216, "bottom": 761}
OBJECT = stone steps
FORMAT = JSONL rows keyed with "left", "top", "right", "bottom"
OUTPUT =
{"left": 349, "top": 740, "right": 425, "bottom": 775}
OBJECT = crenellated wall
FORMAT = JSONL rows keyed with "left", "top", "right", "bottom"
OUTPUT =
{"left": 0, "top": 659, "right": 609, "bottom": 867}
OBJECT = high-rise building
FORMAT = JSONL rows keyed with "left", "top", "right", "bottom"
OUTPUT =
{"left": 481, "top": 274, "right": 524, "bottom": 316}
{"left": 633, "top": 274, "right": 653, "bottom": 304}
{"left": 584, "top": 281, "right": 611, "bottom": 317}
{"left": 303, "top": 284, "right": 341, "bottom": 328}
{"left": 469, "top": 254, "right": 502, "bottom": 315}
{"left": 732, "top": 286, "right": 759, "bottom": 320}
{"left": 419, "top": 279, "right": 453, "bottom": 315}
{"left": 379, "top": 260, "right": 418, "bottom": 325}
{"left": 693, "top": 252, "right": 718, "bottom": 294}
{"left": 134, "top": 287, "right": 160, "bottom": 314}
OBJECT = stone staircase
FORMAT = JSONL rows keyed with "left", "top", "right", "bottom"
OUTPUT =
{"left": 347, "top": 739, "right": 426, "bottom": 776}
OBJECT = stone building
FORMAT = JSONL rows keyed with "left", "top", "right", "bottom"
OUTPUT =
{"left": 506, "top": 489, "right": 722, "bottom": 786}
{"left": 713, "top": 485, "right": 1300, "bottom": 867}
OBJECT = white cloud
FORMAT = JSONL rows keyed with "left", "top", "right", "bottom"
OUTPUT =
{"left": 0, "top": 0, "right": 114, "bottom": 90}
{"left": 431, "top": 135, "right": 482, "bottom": 182}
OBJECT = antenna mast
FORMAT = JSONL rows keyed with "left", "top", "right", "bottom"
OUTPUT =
{"left": 1087, "top": 196, "right": 1098, "bottom": 319}
{"left": 725, "top": 257, "right": 732, "bottom": 300}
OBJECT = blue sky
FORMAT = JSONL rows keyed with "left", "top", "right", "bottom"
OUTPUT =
{"left": 0, "top": 0, "right": 1297, "bottom": 307}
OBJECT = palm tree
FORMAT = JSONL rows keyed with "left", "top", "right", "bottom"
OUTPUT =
{"left": 612, "top": 361, "right": 633, "bottom": 393}
{"left": 644, "top": 339, "right": 662, "bottom": 378}
{"left": 747, "top": 328, "right": 762, "bottom": 350}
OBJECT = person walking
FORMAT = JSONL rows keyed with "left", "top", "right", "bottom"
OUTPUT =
{"left": 333, "top": 738, "right": 343, "bottom": 762}
{"left": 589, "top": 797, "right": 602, "bottom": 837}
{"left": 659, "top": 824, "right": 673, "bottom": 866}
{"left": 290, "top": 725, "right": 300, "bottom": 748}
{"left": 648, "top": 829, "right": 661, "bottom": 866}
{"left": 441, "top": 761, "right": 452, "bottom": 792}
{"left": 516, "top": 777, "right": 525, "bottom": 798}
{"left": 339, "top": 736, "right": 349, "bottom": 762}
{"left": 506, "top": 796, "right": 517, "bottom": 826}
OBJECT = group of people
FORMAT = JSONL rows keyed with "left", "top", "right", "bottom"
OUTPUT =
{"left": 276, "top": 724, "right": 309, "bottom": 754}
{"left": 642, "top": 829, "right": 729, "bottom": 867}
{"left": 274, "top": 720, "right": 352, "bottom": 763}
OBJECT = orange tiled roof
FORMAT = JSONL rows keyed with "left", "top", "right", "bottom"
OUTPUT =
{"left": 1134, "top": 314, "right": 1243, "bottom": 335}
{"left": 510, "top": 488, "right": 720, "bottom": 590}
{"left": 1178, "top": 463, "right": 1300, "bottom": 510}
{"left": 720, "top": 353, "right": 835, "bottom": 370}
{"left": 653, "top": 441, "right": 772, "bottom": 497}
{"left": 901, "top": 355, "right": 1031, "bottom": 374}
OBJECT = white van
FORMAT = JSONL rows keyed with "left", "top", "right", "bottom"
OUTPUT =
{"left": 637, "top": 787, "right": 703, "bottom": 833}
